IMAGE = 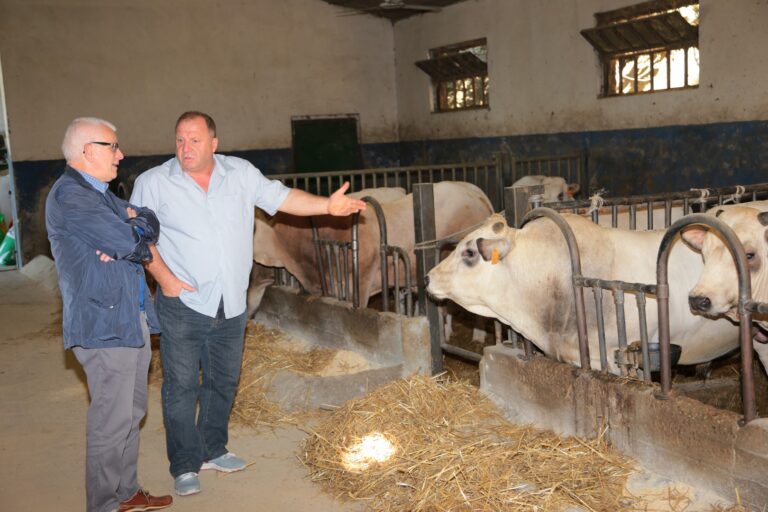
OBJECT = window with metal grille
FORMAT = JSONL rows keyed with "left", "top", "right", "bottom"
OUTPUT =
{"left": 581, "top": 0, "right": 699, "bottom": 97}
{"left": 415, "top": 38, "right": 489, "bottom": 112}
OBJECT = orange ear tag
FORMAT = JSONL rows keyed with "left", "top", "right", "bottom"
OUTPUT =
{"left": 491, "top": 248, "right": 500, "bottom": 265}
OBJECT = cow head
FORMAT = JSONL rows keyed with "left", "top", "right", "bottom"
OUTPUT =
{"left": 426, "top": 214, "right": 513, "bottom": 318}
{"left": 683, "top": 205, "right": 768, "bottom": 323}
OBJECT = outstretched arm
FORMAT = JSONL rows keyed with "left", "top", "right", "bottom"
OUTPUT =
{"left": 277, "top": 182, "right": 366, "bottom": 217}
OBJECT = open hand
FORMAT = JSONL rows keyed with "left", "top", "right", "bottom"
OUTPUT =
{"left": 328, "top": 182, "right": 367, "bottom": 216}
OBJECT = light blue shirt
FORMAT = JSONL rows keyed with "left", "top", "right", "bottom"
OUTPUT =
{"left": 130, "top": 154, "right": 290, "bottom": 319}
{"left": 74, "top": 169, "right": 108, "bottom": 193}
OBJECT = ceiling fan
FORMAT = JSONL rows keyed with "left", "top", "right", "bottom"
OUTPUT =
{"left": 338, "top": 0, "right": 442, "bottom": 16}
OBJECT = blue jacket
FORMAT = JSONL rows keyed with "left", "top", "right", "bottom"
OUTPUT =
{"left": 46, "top": 167, "right": 160, "bottom": 349}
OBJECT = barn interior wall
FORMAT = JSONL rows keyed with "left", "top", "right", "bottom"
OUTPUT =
{"left": 394, "top": 0, "right": 768, "bottom": 194}
{"left": 0, "top": 0, "right": 400, "bottom": 262}
{"left": 2, "top": 0, "right": 767, "bottom": 262}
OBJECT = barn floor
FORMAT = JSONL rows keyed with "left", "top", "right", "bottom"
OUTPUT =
{"left": 0, "top": 266, "right": 362, "bottom": 512}
{"left": 0, "top": 264, "right": 743, "bottom": 511}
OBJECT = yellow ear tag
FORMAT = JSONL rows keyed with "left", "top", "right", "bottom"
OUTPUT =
{"left": 491, "top": 248, "right": 500, "bottom": 265}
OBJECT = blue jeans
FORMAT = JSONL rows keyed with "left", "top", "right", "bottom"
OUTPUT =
{"left": 156, "top": 292, "right": 247, "bottom": 478}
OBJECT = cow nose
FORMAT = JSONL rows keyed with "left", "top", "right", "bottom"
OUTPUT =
{"left": 689, "top": 295, "right": 712, "bottom": 312}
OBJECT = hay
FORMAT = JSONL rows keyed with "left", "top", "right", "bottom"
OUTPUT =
{"left": 148, "top": 322, "right": 358, "bottom": 430}
{"left": 232, "top": 322, "right": 369, "bottom": 430}
{"left": 300, "top": 374, "right": 637, "bottom": 512}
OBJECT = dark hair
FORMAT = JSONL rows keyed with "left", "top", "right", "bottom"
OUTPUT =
{"left": 175, "top": 111, "right": 216, "bottom": 137}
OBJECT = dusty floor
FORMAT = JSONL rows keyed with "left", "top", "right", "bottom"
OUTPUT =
{"left": 0, "top": 267, "right": 361, "bottom": 512}
{"left": 0, "top": 263, "right": 744, "bottom": 511}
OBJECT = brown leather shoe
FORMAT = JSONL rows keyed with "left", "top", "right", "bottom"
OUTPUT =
{"left": 118, "top": 489, "right": 173, "bottom": 512}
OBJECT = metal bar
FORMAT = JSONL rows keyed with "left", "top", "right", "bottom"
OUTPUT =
{"left": 311, "top": 220, "right": 328, "bottom": 297}
{"left": 413, "top": 184, "right": 442, "bottom": 374}
{"left": 636, "top": 293, "right": 652, "bottom": 383}
{"left": 613, "top": 289, "right": 628, "bottom": 376}
{"left": 656, "top": 214, "right": 756, "bottom": 424}
{"left": 522, "top": 208, "right": 590, "bottom": 369}
{"left": 441, "top": 342, "right": 482, "bottom": 363}
{"left": 392, "top": 248, "right": 401, "bottom": 315}
{"left": 592, "top": 287, "right": 609, "bottom": 371}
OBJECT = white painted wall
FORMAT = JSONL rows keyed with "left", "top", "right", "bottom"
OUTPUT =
{"left": 394, "top": 0, "right": 768, "bottom": 141}
{"left": 0, "top": 0, "right": 398, "bottom": 160}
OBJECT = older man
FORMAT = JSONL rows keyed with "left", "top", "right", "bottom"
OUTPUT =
{"left": 46, "top": 118, "right": 172, "bottom": 512}
{"left": 131, "top": 111, "right": 365, "bottom": 496}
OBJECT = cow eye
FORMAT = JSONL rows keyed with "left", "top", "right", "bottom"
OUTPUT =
{"left": 462, "top": 248, "right": 476, "bottom": 259}
{"left": 746, "top": 251, "right": 755, "bottom": 261}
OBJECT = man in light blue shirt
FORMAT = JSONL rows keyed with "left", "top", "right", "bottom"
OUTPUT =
{"left": 130, "top": 111, "right": 365, "bottom": 497}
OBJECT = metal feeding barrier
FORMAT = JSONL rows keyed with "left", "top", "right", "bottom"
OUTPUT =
{"left": 310, "top": 196, "right": 414, "bottom": 316}
{"left": 657, "top": 214, "right": 768, "bottom": 425}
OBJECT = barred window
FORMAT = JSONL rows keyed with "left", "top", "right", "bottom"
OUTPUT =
{"left": 415, "top": 38, "right": 489, "bottom": 112}
{"left": 581, "top": 1, "right": 699, "bottom": 97}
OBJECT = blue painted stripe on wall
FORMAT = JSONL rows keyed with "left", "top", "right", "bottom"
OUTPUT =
{"left": 12, "top": 120, "right": 768, "bottom": 262}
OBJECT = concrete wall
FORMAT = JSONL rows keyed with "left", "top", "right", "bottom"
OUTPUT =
{"left": 393, "top": 0, "right": 768, "bottom": 140}
{"left": 0, "top": 0, "right": 398, "bottom": 161}
{"left": 254, "top": 286, "right": 432, "bottom": 377}
{"left": 482, "top": 345, "right": 768, "bottom": 509}
{"left": 0, "top": 0, "right": 400, "bottom": 261}
{"left": 3, "top": 0, "right": 768, "bottom": 262}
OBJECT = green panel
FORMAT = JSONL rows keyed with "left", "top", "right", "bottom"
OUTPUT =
{"left": 292, "top": 117, "right": 363, "bottom": 173}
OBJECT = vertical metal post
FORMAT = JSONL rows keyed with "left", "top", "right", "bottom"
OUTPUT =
{"left": 505, "top": 185, "right": 537, "bottom": 358}
{"left": 413, "top": 183, "right": 442, "bottom": 374}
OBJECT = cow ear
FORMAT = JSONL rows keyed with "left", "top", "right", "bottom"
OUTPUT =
{"left": 682, "top": 227, "right": 707, "bottom": 251}
{"left": 477, "top": 237, "right": 511, "bottom": 264}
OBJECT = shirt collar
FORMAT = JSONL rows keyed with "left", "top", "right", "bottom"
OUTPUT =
{"left": 73, "top": 168, "right": 108, "bottom": 194}
{"left": 170, "top": 154, "right": 227, "bottom": 178}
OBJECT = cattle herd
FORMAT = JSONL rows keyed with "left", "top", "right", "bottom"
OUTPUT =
{"left": 246, "top": 177, "right": 768, "bottom": 383}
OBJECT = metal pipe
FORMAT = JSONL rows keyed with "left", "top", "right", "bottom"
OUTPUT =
{"left": 521, "top": 208, "right": 590, "bottom": 370}
{"left": 635, "top": 293, "right": 652, "bottom": 383}
{"left": 592, "top": 287, "right": 608, "bottom": 371}
{"left": 656, "top": 214, "right": 756, "bottom": 424}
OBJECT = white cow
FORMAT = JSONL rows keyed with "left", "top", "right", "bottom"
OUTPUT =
{"left": 512, "top": 175, "right": 579, "bottom": 203}
{"left": 683, "top": 201, "right": 768, "bottom": 370}
{"left": 248, "top": 182, "right": 494, "bottom": 316}
{"left": 426, "top": 213, "right": 740, "bottom": 374}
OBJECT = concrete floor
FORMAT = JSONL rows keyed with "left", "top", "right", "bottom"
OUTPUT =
{"left": 0, "top": 266, "right": 360, "bottom": 512}
{"left": 0, "top": 262, "right": 742, "bottom": 511}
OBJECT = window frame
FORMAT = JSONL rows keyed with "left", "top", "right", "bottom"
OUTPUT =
{"left": 415, "top": 38, "right": 490, "bottom": 113}
{"left": 581, "top": 0, "right": 699, "bottom": 98}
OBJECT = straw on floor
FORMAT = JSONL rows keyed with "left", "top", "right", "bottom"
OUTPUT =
{"left": 300, "top": 374, "right": 638, "bottom": 512}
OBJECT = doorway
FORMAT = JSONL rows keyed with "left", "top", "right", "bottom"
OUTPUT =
{"left": 291, "top": 114, "right": 363, "bottom": 175}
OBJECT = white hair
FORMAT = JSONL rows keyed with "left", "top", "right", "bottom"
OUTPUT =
{"left": 61, "top": 117, "right": 117, "bottom": 162}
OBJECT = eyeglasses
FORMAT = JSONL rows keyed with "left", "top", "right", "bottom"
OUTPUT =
{"left": 88, "top": 141, "right": 120, "bottom": 152}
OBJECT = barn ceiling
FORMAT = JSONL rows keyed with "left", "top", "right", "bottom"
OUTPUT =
{"left": 323, "top": 0, "right": 467, "bottom": 22}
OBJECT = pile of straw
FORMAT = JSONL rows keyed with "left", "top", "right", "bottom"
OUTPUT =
{"left": 300, "top": 374, "right": 637, "bottom": 511}
{"left": 230, "top": 322, "right": 343, "bottom": 430}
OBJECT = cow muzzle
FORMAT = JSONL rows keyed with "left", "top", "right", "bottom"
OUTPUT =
{"left": 688, "top": 295, "right": 712, "bottom": 313}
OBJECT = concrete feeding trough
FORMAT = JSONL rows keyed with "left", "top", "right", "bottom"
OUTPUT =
{"left": 252, "top": 286, "right": 432, "bottom": 412}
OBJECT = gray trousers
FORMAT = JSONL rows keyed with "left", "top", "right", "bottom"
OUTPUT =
{"left": 73, "top": 316, "right": 151, "bottom": 512}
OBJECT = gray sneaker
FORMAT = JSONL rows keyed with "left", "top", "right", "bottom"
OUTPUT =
{"left": 174, "top": 472, "right": 201, "bottom": 496}
{"left": 200, "top": 452, "right": 246, "bottom": 473}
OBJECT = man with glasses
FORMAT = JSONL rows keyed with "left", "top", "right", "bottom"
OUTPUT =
{"left": 46, "top": 117, "right": 173, "bottom": 512}
{"left": 131, "top": 111, "right": 365, "bottom": 496}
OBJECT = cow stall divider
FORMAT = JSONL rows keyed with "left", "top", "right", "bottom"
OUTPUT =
{"left": 309, "top": 196, "right": 414, "bottom": 316}
{"left": 657, "top": 214, "right": 768, "bottom": 425}
{"left": 268, "top": 152, "right": 584, "bottom": 317}
{"left": 512, "top": 205, "right": 767, "bottom": 424}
